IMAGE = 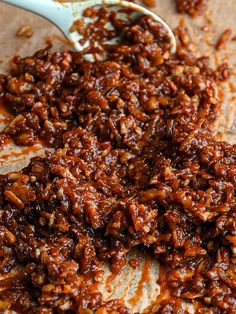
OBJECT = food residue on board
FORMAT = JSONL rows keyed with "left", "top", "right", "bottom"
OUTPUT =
{"left": 141, "top": 0, "right": 156, "bottom": 8}
{"left": 215, "top": 28, "right": 233, "bottom": 50}
{"left": 175, "top": 0, "right": 209, "bottom": 17}
{"left": 16, "top": 25, "right": 33, "bottom": 38}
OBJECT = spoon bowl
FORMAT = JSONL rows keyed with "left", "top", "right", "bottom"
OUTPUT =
{"left": 1, "top": 0, "right": 176, "bottom": 53}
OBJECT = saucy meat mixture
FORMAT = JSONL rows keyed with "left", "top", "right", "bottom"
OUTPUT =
{"left": 0, "top": 6, "right": 235, "bottom": 314}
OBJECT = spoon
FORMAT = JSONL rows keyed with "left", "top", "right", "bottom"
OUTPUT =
{"left": 1, "top": 0, "right": 176, "bottom": 53}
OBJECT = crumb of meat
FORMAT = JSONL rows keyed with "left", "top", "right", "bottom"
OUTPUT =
{"left": 216, "top": 28, "right": 232, "bottom": 50}
{"left": 70, "top": 18, "right": 86, "bottom": 35}
{"left": 16, "top": 25, "right": 33, "bottom": 38}
{"left": 44, "top": 35, "right": 52, "bottom": 46}
{"left": 176, "top": 0, "right": 209, "bottom": 17}
{"left": 141, "top": 0, "right": 156, "bottom": 8}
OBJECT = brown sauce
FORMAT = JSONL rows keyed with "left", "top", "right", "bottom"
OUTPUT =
{"left": 0, "top": 144, "right": 42, "bottom": 164}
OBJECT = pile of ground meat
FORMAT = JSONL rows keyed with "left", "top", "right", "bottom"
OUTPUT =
{"left": 0, "top": 6, "right": 235, "bottom": 314}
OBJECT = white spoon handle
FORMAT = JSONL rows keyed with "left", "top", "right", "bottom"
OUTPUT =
{"left": 0, "top": 0, "right": 76, "bottom": 41}
{"left": 1, "top": 0, "right": 60, "bottom": 19}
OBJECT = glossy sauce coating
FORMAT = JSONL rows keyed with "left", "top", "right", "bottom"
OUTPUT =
{"left": 0, "top": 7, "right": 235, "bottom": 314}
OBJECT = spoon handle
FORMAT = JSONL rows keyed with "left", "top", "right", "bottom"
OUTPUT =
{"left": 0, "top": 0, "right": 62, "bottom": 21}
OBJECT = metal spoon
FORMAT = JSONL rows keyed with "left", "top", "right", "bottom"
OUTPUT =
{"left": 1, "top": 0, "right": 176, "bottom": 52}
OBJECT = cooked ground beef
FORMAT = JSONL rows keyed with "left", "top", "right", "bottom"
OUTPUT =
{"left": 0, "top": 6, "right": 235, "bottom": 314}
{"left": 216, "top": 28, "right": 233, "bottom": 50}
